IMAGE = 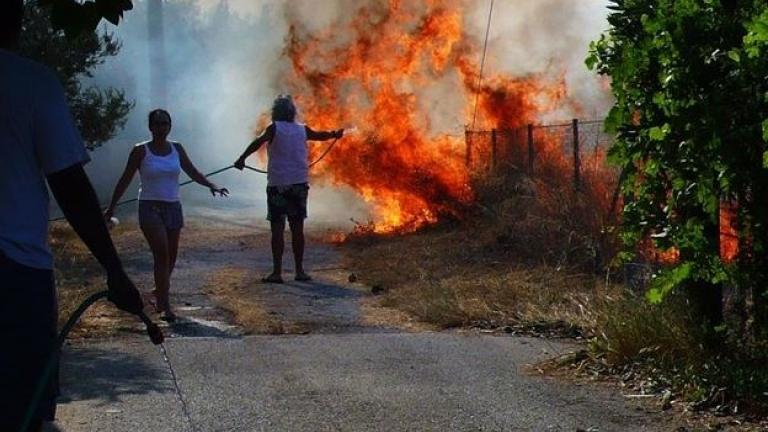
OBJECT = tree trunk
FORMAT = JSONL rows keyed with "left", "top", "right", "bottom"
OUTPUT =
{"left": 148, "top": 0, "right": 167, "bottom": 108}
{"left": 751, "top": 178, "right": 768, "bottom": 338}
{"left": 683, "top": 200, "right": 724, "bottom": 331}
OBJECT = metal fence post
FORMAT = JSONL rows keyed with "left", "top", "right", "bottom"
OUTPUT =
{"left": 465, "top": 128, "right": 471, "bottom": 167}
{"left": 491, "top": 128, "right": 497, "bottom": 169}
{"left": 572, "top": 118, "right": 580, "bottom": 190}
{"left": 527, "top": 124, "right": 534, "bottom": 175}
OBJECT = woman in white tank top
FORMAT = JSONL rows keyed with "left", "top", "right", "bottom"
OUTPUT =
{"left": 234, "top": 95, "right": 344, "bottom": 284}
{"left": 105, "top": 109, "right": 229, "bottom": 321}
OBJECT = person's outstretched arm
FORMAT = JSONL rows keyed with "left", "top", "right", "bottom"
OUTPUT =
{"left": 47, "top": 163, "right": 144, "bottom": 315}
{"left": 306, "top": 126, "right": 343, "bottom": 141}
{"left": 104, "top": 145, "right": 143, "bottom": 220}
{"left": 174, "top": 143, "right": 229, "bottom": 196}
{"left": 234, "top": 123, "right": 275, "bottom": 170}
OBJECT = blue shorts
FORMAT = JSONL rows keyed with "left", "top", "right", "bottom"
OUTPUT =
{"left": 0, "top": 252, "right": 58, "bottom": 430}
{"left": 139, "top": 200, "right": 184, "bottom": 230}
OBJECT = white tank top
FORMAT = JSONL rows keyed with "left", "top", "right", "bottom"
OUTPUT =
{"left": 138, "top": 142, "right": 181, "bottom": 202}
{"left": 267, "top": 121, "right": 308, "bottom": 187}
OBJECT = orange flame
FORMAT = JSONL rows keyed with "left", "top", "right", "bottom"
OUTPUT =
{"left": 640, "top": 201, "right": 740, "bottom": 266}
{"left": 720, "top": 201, "right": 738, "bottom": 263}
{"left": 279, "top": 0, "right": 571, "bottom": 232}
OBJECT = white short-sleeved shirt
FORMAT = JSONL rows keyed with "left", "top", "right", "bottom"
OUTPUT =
{"left": 0, "top": 49, "right": 90, "bottom": 270}
{"left": 267, "top": 121, "right": 309, "bottom": 187}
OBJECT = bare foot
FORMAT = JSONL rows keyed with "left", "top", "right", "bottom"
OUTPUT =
{"left": 295, "top": 272, "right": 312, "bottom": 282}
{"left": 160, "top": 310, "right": 177, "bottom": 323}
{"left": 142, "top": 290, "right": 162, "bottom": 313}
{"left": 261, "top": 273, "right": 284, "bottom": 284}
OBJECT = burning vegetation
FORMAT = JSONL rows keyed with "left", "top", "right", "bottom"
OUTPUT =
{"left": 277, "top": 0, "right": 576, "bottom": 233}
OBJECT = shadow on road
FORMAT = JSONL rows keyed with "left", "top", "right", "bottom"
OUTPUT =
{"left": 283, "top": 280, "right": 363, "bottom": 300}
{"left": 58, "top": 345, "right": 172, "bottom": 406}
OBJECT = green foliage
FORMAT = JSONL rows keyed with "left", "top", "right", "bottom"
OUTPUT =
{"left": 647, "top": 262, "right": 693, "bottom": 304}
{"left": 589, "top": 1, "right": 768, "bottom": 325}
{"left": 20, "top": 1, "right": 132, "bottom": 150}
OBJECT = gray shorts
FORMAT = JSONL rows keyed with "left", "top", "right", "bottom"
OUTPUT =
{"left": 139, "top": 200, "right": 184, "bottom": 230}
{"left": 266, "top": 183, "right": 309, "bottom": 222}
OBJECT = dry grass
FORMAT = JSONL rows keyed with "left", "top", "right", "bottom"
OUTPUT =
{"left": 50, "top": 222, "right": 114, "bottom": 336}
{"left": 589, "top": 293, "right": 704, "bottom": 365}
{"left": 359, "top": 298, "right": 438, "bottom": 332}
{"left": 470, "top": 163, "right": 619, "bottom": 272}
{"left": 340, "top": 162, "right": 618, "bottom": 333}
{"left": 202, "top": 266, "right": 288, "bottom": 334}
{"left": 342, "top": 222, "right": 608, "bottom": 334}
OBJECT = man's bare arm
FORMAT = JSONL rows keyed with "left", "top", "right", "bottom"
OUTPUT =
{"left": 47, "top": 163, "right": 143, "bottom": 314}
{"left": 306, "top": 126, "right": 343, "bottom": 141}
{"left": 234, "top": 123, "right": 275, "bottom": 169}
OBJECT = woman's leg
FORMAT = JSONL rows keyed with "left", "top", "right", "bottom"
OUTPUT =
{"left": 167, "top": 228, "right": 181, "bottom": 276}
{"left": 141, "top": 224, "right": 171, "bottom": 314}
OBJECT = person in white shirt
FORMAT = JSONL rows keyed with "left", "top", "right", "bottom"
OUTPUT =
{"left": 105, "top": 109, "right": 229, "bottom": 322}
{"left": 234, "top": 95, "right": 343, "bottom": 283}
{"left": 0, "top": 1, "right": 143, "bottom": 430}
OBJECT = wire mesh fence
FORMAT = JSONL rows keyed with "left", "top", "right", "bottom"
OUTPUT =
{"left": 465, "top": 119, "right": 618, "bottom": 193}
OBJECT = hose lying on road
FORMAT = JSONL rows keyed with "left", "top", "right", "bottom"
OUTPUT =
{"left": 19, "top": 291, "right": 164, "bottom": 432}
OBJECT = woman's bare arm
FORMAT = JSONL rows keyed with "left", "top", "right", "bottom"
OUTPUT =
{"left": 175, "top": 143, "right": 229, "bottom": 196}
{"left": 105, "top": 145, "right": 144, "bottom": 218}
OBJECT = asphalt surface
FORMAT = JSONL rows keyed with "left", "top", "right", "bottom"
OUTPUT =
{"left": 51, "top": 333, "right": 679, "bottom": 432}
{"left": 50, "top": 219, "right": 679, "bottom": 431}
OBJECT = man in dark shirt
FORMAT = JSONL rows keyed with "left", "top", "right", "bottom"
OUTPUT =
{"left": 0, "top": 2, "right": 144, "bottom": 430}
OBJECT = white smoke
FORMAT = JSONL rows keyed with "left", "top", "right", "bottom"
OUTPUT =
{"left": 80, "top": 0, "right": 612, "bottom": 229}
{"left": 465, "top": 0, "right": 613, "bottom": 122}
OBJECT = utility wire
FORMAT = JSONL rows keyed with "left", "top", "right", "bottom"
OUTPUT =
{"left": 471, "top": 0, "right": 495, "bottom": 131}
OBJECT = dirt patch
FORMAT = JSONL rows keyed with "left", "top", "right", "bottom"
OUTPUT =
{"left": 54, "top": 217, "right": 397, "bottom": 338}
{"left": 204, "top": 263, "right": 385, "bottom": 334}
{"left": 203, "top": 266, "right": 288, "bottom": 334}
{"left": 53, "top": 219, "right": 262, "bottom": 339}
{"left": 359, "top": 298, "right": 438, "bottom": 332}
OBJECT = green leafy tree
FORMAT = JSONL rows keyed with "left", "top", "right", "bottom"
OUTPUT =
{"left": 20, "top": 1, "right": 133, "bottom": 150}
{"left": 588, "top": 0, "right": 768, "bottom": 335}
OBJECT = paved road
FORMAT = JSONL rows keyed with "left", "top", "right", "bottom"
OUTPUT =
{"left": 51, "top": 218, "right": 678, "bottom": 431}
{"left": 55, "top": 333, "right": 675, "bottom": 432}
